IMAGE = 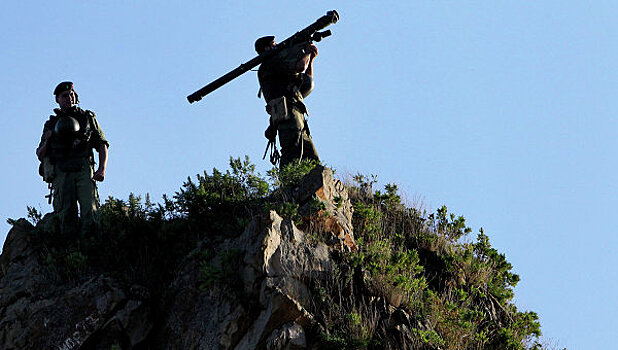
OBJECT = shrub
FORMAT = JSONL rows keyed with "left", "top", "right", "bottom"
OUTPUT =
{"left": 267, "top": 159, "right": 320, "bottom": 189}
{"left": 309, "top": 175, "right": 543, "bottom": 349}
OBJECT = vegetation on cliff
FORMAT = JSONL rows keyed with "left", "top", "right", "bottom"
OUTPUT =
{"left": 313, "top": 174, "right": 542, "bottom": 349}
{"left": 12, "top": 157, "right": 545, "bottom": 349}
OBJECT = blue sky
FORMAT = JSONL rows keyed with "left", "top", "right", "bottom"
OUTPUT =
{"left": 2, "top": 2, "right": 617, "bottom": 348}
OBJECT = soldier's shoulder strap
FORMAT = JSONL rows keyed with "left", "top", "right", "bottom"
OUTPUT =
{"left": 74, "top": 107, "right": 96, "bottom": 119}
{"left": 79, "top": 109, "right": 98, "bottom": 128}
{"left": 43, "top": 114, "right": 58, "bottom": 130}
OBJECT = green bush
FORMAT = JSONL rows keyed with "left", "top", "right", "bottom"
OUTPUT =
{"left": 267, "top": 159, "right": 320, "bottom": 189}
{"left": 310, "top": 175, "right": 544, "bottom": 349}
{"left": 173, "top": 156, "right": 269, "bottom": 236}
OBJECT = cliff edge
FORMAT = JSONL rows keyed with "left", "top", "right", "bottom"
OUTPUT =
{"left": 0, "top": 162, "right": 543, "bottom": 349}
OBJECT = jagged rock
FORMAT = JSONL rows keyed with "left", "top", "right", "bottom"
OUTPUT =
{"left": 0, "top": 217, "right": 151, "bottom": 350}
{"left": 156, "top": 209, "right": 325, "bottom": 349}
{"left": 0, "top": 219, "right": 41, "bottom": 283}
{"left": 0, "top": 165, "right": 540, "bottom": 348}
{"left": 0, "top": 166, "right": 361, "bottom": 349}
{"left": 292, "top": 165, "right": 356, "bottom": 251}
{"left": 265, "top": 322, "right": 307, "bottom": 350}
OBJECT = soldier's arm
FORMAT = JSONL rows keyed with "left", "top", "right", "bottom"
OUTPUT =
{"left": 93, "top": 144, "right": 108, "bottom": 182}
{"left": 88, "top": 111, "right": 109, "bottom": 181}
{"left": 301, "top": 44, "right": 318, "bottom": 76}
{"left": 36, "top": 128, "right": 53, "bottom": 161}
{"left": 87, "top": 111, "right": 109, "bottom": 146}
{"left": 299, "top": 74, "right": 315, "bottom": 98}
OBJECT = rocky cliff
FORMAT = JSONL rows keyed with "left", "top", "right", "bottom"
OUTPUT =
{"left": 0, "top": 163, "right": 543, "bottom": 349}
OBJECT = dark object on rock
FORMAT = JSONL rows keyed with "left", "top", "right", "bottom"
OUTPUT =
{"left": 54, "top": 116, "right": 81, "bottom": 142}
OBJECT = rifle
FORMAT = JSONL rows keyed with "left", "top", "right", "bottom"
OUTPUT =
{"left": 187, "top": 10, "right": 339, "bottom": 104}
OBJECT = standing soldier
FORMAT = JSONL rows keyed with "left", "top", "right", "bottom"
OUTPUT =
{"left": 256, "top": 35, "right": 320, "bottom": 168}
{"left": 36, "top": 82, "right": 109, "bottom": 236}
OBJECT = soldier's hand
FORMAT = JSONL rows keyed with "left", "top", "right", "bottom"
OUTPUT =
{"left": 265, "top": 124, "right": 277, "bottom": 141}
{"left": 93, "top": 168, "right": 105, "bottom": 182}
{"left": 307, "top": 44, "right": 318, "bottom": 58}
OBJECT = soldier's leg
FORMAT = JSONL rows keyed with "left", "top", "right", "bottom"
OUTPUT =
{"left": 277, "top": 111, "right": 305, "bottom": 168}
{"left": 278, "top": 127, "right": 303, "bottom": 168}
{"left": 76, "top": 165, "right": 100, "bottom": 236}
{"left": 52, "top": 169, "right": 79, "bottom": 236}
{"left": 301, "top": 130, "right": 320, "bottom": 163}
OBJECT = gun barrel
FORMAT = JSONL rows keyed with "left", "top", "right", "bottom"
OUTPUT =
{"left": 187, "top": 55, "right": 262, "bottom": 103}
{"left": 187, "top": 10, "right": 339, "bottom": 104}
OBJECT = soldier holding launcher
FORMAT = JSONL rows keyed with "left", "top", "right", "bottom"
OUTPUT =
{"left": 187, "top": 10, "right": 339, "bottom": 168}
{"left": 256, "top": 36, "right": 320, "bottom": 168}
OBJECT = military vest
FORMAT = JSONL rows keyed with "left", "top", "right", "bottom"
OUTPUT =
{"left": 47, "top": 107, "right": 96, "bottom": 172}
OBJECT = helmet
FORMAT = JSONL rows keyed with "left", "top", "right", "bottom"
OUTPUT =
{"left": 255, "top": 36, "right": 275, "bottom": 54}
{"left": 54, "top": 116, "right": 80, "bottom": 141}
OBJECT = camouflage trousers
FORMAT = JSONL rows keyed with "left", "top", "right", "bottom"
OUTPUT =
{"left": 278, "top": 110, "right": 319, "bottom": 168}
{"left": 52, "top": 164, "right": 100, "bottom": 236}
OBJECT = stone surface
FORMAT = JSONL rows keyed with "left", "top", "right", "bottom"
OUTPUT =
{"left": 293, "top": 166, "right": 356, "bottom": 251}
{"left": 0, "top": 166, "right": 368, "bottom": 349}
{"left": 265, "top": 322, "right": 307, "bottom": 350}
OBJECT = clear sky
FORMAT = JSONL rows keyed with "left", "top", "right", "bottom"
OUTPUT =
{"left": 2, "top": 2, "right": 616, "bottom": 348}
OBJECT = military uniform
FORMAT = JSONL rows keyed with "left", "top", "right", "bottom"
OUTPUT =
{"left": 258, "top": 42, "right": 320, "bottom": 168}
{"left": 39, "top": 105, "right": 109, "bottom": 235}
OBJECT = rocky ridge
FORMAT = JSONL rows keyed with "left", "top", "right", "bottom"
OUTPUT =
{"left": 0, "top": 164, "right": 544, "bottom": 349}
{"left": 0, "top": 166, "right": 366, "bottom": 349}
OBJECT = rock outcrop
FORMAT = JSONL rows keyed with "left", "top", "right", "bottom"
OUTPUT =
{"left": 0, "top": 164, "right": 544, "bottom": 349}
{"left": 0, "top": 166, "right": 359, "bottom": 349}
{"left": 0, "top": 219, "right": 153, "bottom": 349}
